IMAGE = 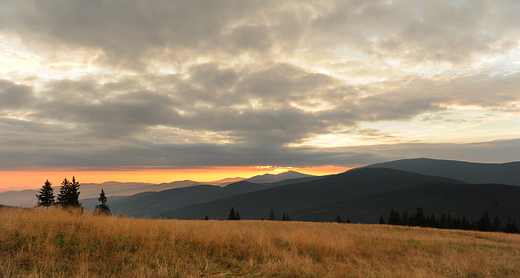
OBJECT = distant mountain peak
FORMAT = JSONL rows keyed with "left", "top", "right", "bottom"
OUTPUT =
{"left": 245, "top": 171, "right": 315, "bottom": 184}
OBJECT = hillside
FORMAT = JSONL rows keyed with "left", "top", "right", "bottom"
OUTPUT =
{"left": 364, "top": 158, "right": 520, "bottom": 186}
{"left": 82, "top": 175, "right": 325, "bottom": 217}
{"left": 290, "top": 182, "right": 520, "bottom": 223}
{"left": 2, "top": 207, "right": 520, "bottom": 277}
{"left": 158, "top": 168, "right": 464, "bottom": 220}
{"left": 105, "top": 181, "right": 284, "bottom": 217}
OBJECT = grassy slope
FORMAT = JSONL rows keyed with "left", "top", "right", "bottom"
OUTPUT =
{"left": 2, "top": 207, "right": 520, "bottom": 277}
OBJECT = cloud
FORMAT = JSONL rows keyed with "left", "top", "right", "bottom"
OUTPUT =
{"left": 2, "top": 0, "right": 518, "bottom": 71}
{"left": 2, "top": 62, "right": 517, "bottom": 148}
{"left": 0, "top": 0, "right": 264, "bottom": 70}
{"left": 315, "top": 0, "right": 520, "bottom": 64}
{"left": 0, "top": 79, "right": 35, "bottom": 110}
{"left": 0, "top": 0, "right": 518, "bottom": 171}
{"left": 1, "top": 117, "right": 518, "bottom": 169}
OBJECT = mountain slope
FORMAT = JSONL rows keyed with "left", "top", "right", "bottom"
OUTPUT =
{"left": 107, "top": 181, "right": 283, "bottom": 217}
{"left": 158, "top": 168, "right": 464, "bottom": 220}
{"left": 87, "top": 175, "right": 327, "bottom": 216}
{"left": 364, "top": 158, "right": 520, "bottom": 186}
{"left": 290, "top": 182, "right": 520, "bottom": 223}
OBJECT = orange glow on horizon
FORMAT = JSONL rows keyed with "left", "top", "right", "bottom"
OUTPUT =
{"left": 0, "top": 165, "right": 352, "bottom": 192}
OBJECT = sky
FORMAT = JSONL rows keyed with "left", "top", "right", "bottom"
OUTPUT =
{"left": 1, "top": 0, "right": 519, "bottom": 190}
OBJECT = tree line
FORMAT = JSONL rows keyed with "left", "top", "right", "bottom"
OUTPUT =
{"left": 35, "top": 177, "right": 111, "bottom": 215}
{"left": 378, "top": 207, "right": 519, "bottom": 234}
{"left": 204, "top": 207, "right": 292, "bottom": 221}
{"left": 218, "top": 206, "right": 518, "bottom": 234}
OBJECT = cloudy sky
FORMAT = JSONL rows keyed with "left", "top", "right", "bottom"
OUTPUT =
{"left": 1, "top": 0, "right": 519, "bottom": 189}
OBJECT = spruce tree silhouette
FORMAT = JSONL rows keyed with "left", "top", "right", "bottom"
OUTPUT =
{"left": 269, "top": 209, "right": 275, "bottom": 221}
{"left": 36, "top": 179, "right": 55, "bottom": 208}
{"left": 228, "top": 207, "right": 237, "bottom": 220}
{"left": 95, "top": 189, "right": 111, "bottom": 216}
{"left": 336, "top": 213, "right": 344, "bottom": 223}
{"left": 57, "top": 176, "right": 81, "bottom": 209}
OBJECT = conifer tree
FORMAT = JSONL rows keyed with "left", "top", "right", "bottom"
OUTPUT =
{"left": 336, "top": 213, "right": 344, "bottom": 223}
{"left": 346, "top": 218, "right": 351, "bottom": 223}
{"left": 56, "top": 177, "right": 69, "bottom": 206}
{"left": 504, "top": 217, "right": 519, "bottom": 234}
{"left": 379, "top": 215, "right": 386, "bottom": 224}
{"left": 228, "top": 207, "right": 237, "bottom": 220}
{"left": 478, "top": 211, "right": 492, "bottom": 231}
{"left": 57, "top": 176, "right": 82, "bottom": 208}
{"left": 36, "top": 179, "right": 55, "bottom": 208}
{"left": 446, "top": 215, "right": 453, "bottom": 229}
{"left": 414, "top": 207, "right": 426, "bottom": 226}
{"left": 427, "top": 214, "right": 437, "bottom": 228}
{"left": 94, "top": 189, "right": 111, "bottom": 215}
{"left": 439, "top": 213, "right": 447, "bottom": 229}
{"left": 455, "top": 217, "right": 462, "bottom": 229}
{"left": 269, "top": 209, "right": 275, "bottom": 221}
{"left": 492, "top": 215, "right": 501, "bottom": 232}
{"left": 401, "top": 212, "right": 409, "bottom": 226}
{"left": 388, "top": 209, "right": 401, "bottom": 225}
{"left": 236, "top": 211, "right": 240, "bottom": 220}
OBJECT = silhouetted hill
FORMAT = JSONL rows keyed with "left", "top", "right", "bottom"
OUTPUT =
{"left": 108, "top": 181, "right": 281, "bottom": 217}
{"left": 245, "top": 171, "right": 315, "bottom": 184}
{"left": 364, "top": 158, "right": 520, "bottom": 186}
{"left": 0, "top": 178, "right": 243, "bottom": 208}
{"left": 290, "top": 182, "right": 520, "bottom": 224}
{"left": 158, "top": 168, "right": 464, "bottom": 220}
{"left": 0, "top": 181, "right": 194, "bottom": 207}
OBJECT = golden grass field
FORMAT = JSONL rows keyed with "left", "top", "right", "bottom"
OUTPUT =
{"left": 1, "top": 207, "right": 520, "bottom": 277}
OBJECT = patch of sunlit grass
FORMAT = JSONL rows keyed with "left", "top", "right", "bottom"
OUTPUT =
{"left": 1, "top": 207, "right": 519, "bottom": 277}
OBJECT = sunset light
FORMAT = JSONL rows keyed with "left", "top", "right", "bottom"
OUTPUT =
{"left": 1, "top": 165, "right": 352, "bottom": 191}
{"left": 1, "top": 2, "right": 520, "bottom": 276}
{"left": 0, "top": 0, "right": 519, "bottom": 190}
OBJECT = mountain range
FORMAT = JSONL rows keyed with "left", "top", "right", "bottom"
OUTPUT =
{"left": 363, "top": 158, "right": 520, "bottom": 186}
{"left": 2, "top": 158, "right": 519, "bottom": 224}
{"left": 0, "top": 178, "right": 243, "bottom": 207}
{"left": 157, "top": 168, "right": 464, "bottom": 220}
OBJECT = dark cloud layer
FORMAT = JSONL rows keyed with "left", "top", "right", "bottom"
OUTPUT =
{"left": 0, "top": 0, "right": 518, "bottom": 170}
{"left": 20, "top": 66, "right": 517, "bottom": 144}
{"left": 1, "top": 64, "right": 518, "bottom": 169}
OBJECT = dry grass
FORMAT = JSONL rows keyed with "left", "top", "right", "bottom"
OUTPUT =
{"left": 1, "top": 207, "right": 520, "bottom": 277}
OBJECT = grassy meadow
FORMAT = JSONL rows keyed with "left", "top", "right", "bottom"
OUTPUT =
{"left": 1, "top": 207, "right": 520, "bottom": 277}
